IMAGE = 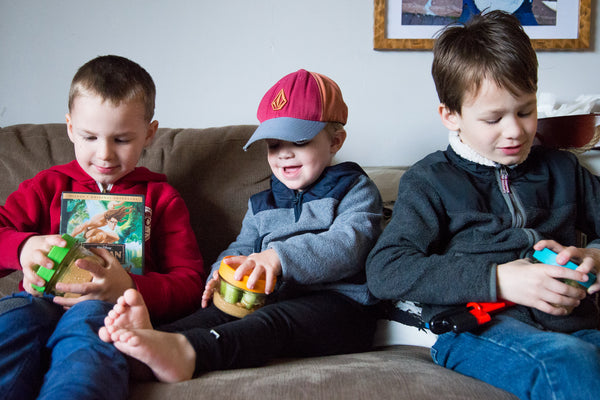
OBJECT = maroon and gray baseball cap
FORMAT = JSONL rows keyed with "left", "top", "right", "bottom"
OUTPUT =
{"left": 244, "top": 69, "right": 348, "bottom": 150}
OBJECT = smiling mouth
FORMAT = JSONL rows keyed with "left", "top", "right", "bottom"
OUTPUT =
{"left": 282, "top": 166, "right": 301, "bottom": 177}
{"left": 95, "top": 165, "right": 117, "bottom": 174}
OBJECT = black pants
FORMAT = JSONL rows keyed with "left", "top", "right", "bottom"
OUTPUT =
{"left": 159, "top": 291, "right": 379, "bottom": 375}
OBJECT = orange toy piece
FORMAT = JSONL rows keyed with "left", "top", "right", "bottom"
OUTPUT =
{"left": 212, "top": 257, "right": 276, "bottom": 318}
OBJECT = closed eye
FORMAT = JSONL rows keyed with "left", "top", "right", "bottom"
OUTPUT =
{"left": 485, "top": 118, "right": 501, "bottom": 125}
{"left": 518, "top": 110, "right": 534, "bottom": 118}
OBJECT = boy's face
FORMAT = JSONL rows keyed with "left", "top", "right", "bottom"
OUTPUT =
{"left": 66, "top": 93, "right": 158, "bottom": 186}
{"left": 439, "top": 79, "right": 537, "bottom": 166}
{"left": 266, "top": 129, "right": 345, "bottom": 191}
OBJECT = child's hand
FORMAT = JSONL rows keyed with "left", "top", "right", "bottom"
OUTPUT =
{"left": 229, "top": 249, "right": 281, "bottom": 294}
{"left": 497, "top": 255, "right": 590, "bottom": 316}
{"left": 19, "top": 234, "right": 67, "bottom": 296}
{"left": 534, "top": 240, "right": 600, "bottom": 294}
{"left": 52, "top": 248, "right": 135, "bottom": 308}
{"left": 201, "top": 270, "right": 220, "bottom": 308}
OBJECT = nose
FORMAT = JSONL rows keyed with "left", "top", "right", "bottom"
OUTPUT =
{"left": 96, "top": 139, "right": 114, "bottom": 161}
{"left": 503, "top": 116, "right": 526, "bottom": 140}
{"left": 277, "top": 143, "right": 294, "bottom": 159}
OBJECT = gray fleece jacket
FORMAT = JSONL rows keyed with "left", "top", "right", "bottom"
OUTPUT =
{"left": 212, "top": 162, "right": 383, "bottom": 305}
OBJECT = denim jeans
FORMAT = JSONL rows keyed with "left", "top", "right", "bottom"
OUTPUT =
{"left": 0, "top": 292, "right": 128, "bottom": 400}
{"left": 431, "top": 314, "right": 600, "bottom": 400}
{"left": 161, "top": 290, "right": 380, "bottom": 373}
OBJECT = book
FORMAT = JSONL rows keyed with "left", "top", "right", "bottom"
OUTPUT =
{"left": 59, "top": 192, "right": 145, "bottom": 275}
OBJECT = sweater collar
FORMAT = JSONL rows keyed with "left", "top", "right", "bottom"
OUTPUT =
{"left": 448, "top": 131, "right": 497, "bottom": 167}
{"left": 448, "top": 131, "right": 527, "bottom": 171}
{"left": 270, "top": 161, "right": 364, "bottom": 201}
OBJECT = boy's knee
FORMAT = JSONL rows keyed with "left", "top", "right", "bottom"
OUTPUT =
{"left": 0, "top": 293, "right": 57, "bottom": 318}
{"left": 68, "top": 299, "right": 113, "bottom": 316}
{"left": 526, "top": 335, "right": 600, "bottom": 397}
{"left": 0, "top": 296, "right": 31, "bottom": 315}
{"left": 55, "top": 300, "right": 114, "bottom": 335}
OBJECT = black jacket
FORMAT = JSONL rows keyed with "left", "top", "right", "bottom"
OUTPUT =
{"left": 367, "top": 145, "right": 600, "bottom": 333}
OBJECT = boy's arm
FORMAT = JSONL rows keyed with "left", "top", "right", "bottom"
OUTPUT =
{"left": 271, "top": 175, "right": 382, "bottom": 285}
{"left": 0, "top": 177, "right": 55, "bottom": 274}
{"left": 366, "top": 168, "right": 496, "bottom": 305}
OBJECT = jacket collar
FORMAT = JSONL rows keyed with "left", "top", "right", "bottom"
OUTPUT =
{"left": 270, "top": 161, "right": 364, "bottom": 200}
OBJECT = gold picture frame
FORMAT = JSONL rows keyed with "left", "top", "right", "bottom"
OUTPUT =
{"left": 374, "top": 0, "right": 592, "bottom": 50}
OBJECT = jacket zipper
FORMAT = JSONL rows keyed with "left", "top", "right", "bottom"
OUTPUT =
{"left": 292, "top": 191, "right": 304, "bottom": 222}
{"left": 498, "top": 167, "right": 525, "bottom": 228}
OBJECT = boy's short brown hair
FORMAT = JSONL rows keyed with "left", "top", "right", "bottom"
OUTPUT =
{"left": 323, "top": 122, "right": 346, "bottom": 139}
{"left": 431, "top": 10, "right": 538, "bottom": 114}
{"left": 68, "top": 55, "right": 156, "bottom": 122}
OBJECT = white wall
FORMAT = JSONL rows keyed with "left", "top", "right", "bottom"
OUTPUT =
{"left": 1, "top": 0, "right": 599, "bottom": 167}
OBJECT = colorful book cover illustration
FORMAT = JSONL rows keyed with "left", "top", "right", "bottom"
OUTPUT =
{"left": 59, "top": 192, "right": 145, "bottom": 275}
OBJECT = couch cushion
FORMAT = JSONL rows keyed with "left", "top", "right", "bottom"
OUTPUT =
{"left": 0, "top": 124, "right": 76, "bottom": 201}
{"left": 128, "top": 346, "right": 517, "bottom": 400}
{"left": 0, "top": 270, "right": 21, "bottom": 297}
{"left": 364, "top": 166, "right": 405, "bottom": 227}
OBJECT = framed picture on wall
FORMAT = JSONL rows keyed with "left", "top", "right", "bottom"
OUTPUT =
{"left": 374, "top": 0, "right": 592, "bottom": 50}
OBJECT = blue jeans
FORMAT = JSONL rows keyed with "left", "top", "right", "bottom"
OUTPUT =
{"left": 431, "top": 314, "right": 600, "bottom": 400}
{"left": 0, "top": 292, "right": 128, "bottom": 400}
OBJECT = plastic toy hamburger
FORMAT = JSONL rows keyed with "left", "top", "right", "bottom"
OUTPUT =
{"left": 32, "top": 234, "right": 103, "bottom": 298}
{"left": 212, "top": 257, "right": 275, "bottom": 318}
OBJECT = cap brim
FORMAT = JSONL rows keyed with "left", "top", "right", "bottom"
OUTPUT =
{"left": 244, "top": 118, "right": 326, "bottom": 150}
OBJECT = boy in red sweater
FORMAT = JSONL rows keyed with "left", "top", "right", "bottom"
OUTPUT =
{"left": 0, "top": 55, "right": 204, "bottom": 400}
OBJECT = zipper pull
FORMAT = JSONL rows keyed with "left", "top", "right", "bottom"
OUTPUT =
{"left": 500, "top": 168, "right": 510, "bottom": 194}
{"left": 293, "top": 191, "right": 303, "bottom": 222}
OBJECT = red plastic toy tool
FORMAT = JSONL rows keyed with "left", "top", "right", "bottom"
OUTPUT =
{"left": 428, "top": 301, "right": 514, "bottom": 334}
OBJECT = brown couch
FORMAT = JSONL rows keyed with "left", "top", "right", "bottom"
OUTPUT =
{"left": 0, "top": 123, "right": 517, "bottom": 399}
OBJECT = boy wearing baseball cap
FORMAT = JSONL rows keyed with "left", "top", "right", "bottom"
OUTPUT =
{"left": 100, "top": 69, "right": 383, "bottom": 382}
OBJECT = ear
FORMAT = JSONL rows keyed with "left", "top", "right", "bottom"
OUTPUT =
{"left": 65, "top": 113, "right": 76, "bottom": 144}
{"left": 144, "top": 120, "right": 159, "bottom": 146}
{"left": 329, "top": 129, "right": 347, "bottom": 154}
{"left": 438, "top": 104, "right": 460, "bottom": 131}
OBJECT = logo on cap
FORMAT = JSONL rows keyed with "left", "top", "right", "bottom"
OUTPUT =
{"left": 271, "top": 88, "right": 287, "bottom": 111}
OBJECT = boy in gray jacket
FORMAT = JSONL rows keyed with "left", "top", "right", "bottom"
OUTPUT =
{"left": 100, "top": 69, "right": 383, "bottom": 382}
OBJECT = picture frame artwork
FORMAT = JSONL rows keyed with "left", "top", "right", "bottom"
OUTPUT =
{"left": 374, "top": 0, "right": 592, "bottom": 50}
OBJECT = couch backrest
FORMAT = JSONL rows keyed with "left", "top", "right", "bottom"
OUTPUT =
{"left": 0, "top": 123, "right": 272, "bottom": 267}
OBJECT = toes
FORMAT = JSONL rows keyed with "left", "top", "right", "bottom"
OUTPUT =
{"left": 113, "top": 303, "right": 126, "bottom": 315}
{"left": 108, "top": 309, "right": 120, "bottom": 320}
{"left": 123, "top": 288, "right": 146, "bottom": 307}
{"left": 98, "top": 326, "right": 111, "bottom": 343}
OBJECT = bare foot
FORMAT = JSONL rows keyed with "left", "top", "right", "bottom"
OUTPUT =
{"left": 99, "top": 288, "right": 152, "bottom": 343}
{"left": 110, "top": 327, "right": 196, "bottom": 383}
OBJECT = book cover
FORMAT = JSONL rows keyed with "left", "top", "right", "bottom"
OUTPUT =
{"left": 59, "top": 192, "right": 145, "bottom": 275}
